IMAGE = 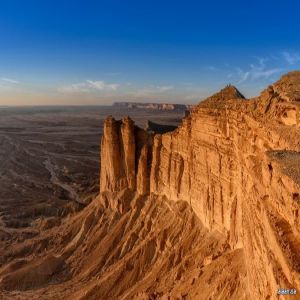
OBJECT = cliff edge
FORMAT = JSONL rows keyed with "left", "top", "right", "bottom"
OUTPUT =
{"left": 0, "top": 72, "right": 299, "bottom": 300}
{"left": 100, "top": 71, "right": 300, "bottom": 299}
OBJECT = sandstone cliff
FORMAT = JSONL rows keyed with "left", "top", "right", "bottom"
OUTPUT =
{"left": 100, "top": 116, "right": 153, "bottom": 195}
{"left": 0, "top": 72, "right": 299, "bottom": 300}
{"left": 100, "top": 72, "right": 300, "bottom": 299}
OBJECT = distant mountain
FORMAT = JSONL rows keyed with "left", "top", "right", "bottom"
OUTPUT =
{"left": 113, "top": 101, "right": 193, "bottom": 111}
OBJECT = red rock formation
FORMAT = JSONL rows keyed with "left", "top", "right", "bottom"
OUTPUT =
{"left": 2, "top": 72, "right": 298, "bottom": 299}
{"left": 100, "top": 116, "right": 153, "bottom": 194}
{"left": 100, "top": 72, "right": 300, "bottom": 299}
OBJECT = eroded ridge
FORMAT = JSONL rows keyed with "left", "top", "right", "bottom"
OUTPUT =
{"left": 100, "top": 72, "right": 300, "bottom": 299}
{"left": 0, "top": 72, "right": 299, "bottom": 299}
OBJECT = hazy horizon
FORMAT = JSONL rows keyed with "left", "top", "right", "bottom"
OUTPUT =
{"left": 1, "top": 0, "right": 300, "bottom": 106}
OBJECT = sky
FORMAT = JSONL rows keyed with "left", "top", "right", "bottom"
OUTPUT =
{"left": 0, "top": 0, "right": 300, "bottom": 106}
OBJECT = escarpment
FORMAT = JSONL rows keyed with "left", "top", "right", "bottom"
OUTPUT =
{"left": 1, "top": 72, "right": 299, "bottom": 300}
{"left": 100, "top": 72, "right": 300, "bottom": 299}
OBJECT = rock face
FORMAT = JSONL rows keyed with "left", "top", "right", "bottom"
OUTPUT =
{"left": 101, "top": 72, "right": 300, "bottom": 299}
{"left": 100, "top": 116, "right": 153, "bottom": 193}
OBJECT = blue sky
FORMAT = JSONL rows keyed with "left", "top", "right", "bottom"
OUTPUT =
{"left": 0, "top": 0, "right": 300, "bottom": 105}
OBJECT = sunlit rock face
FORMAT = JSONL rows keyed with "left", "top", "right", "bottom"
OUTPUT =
{"left": 100, "top": 72, "right": 300, "bottom": 299}
{"left": 100, "top": 116, "right": 153, "bottom": 193}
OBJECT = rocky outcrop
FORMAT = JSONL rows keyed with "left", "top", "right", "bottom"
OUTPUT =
{"left": 272, "top": 71, "right": 300, "bottom": 102}
{"left": 100, "top": 116, "right": 153, "bottom": 193}
{"left": 101, "top": 72, "right": 300, "bottom": 299}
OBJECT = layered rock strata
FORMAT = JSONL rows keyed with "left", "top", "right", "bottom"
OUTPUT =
{"left": 100, "top": 72, "right": 300, "bottom": 299}
{"left": 100, "top": 116, "right": 153, "bottom": 194}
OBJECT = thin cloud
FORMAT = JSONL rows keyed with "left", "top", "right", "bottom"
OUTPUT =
{"left": 134, "top": 85, "right": 174, "bottom": 96}
{"left": 58, "top": 80, "right": 120, "bottom": 93}
{"left": 236, "top": 59, "right": 283, "bottom": 84}
{"left": 1, "top": 77, "right": 19, "bottom": 84}
{"left": 157, "top": 85, "right": 173, "bottom": 92}
{"left": 282, "top": 51, "right": 300, "bottom": 65}
{"left": 86, "top": 80, "right": 119, "bottom": 90}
